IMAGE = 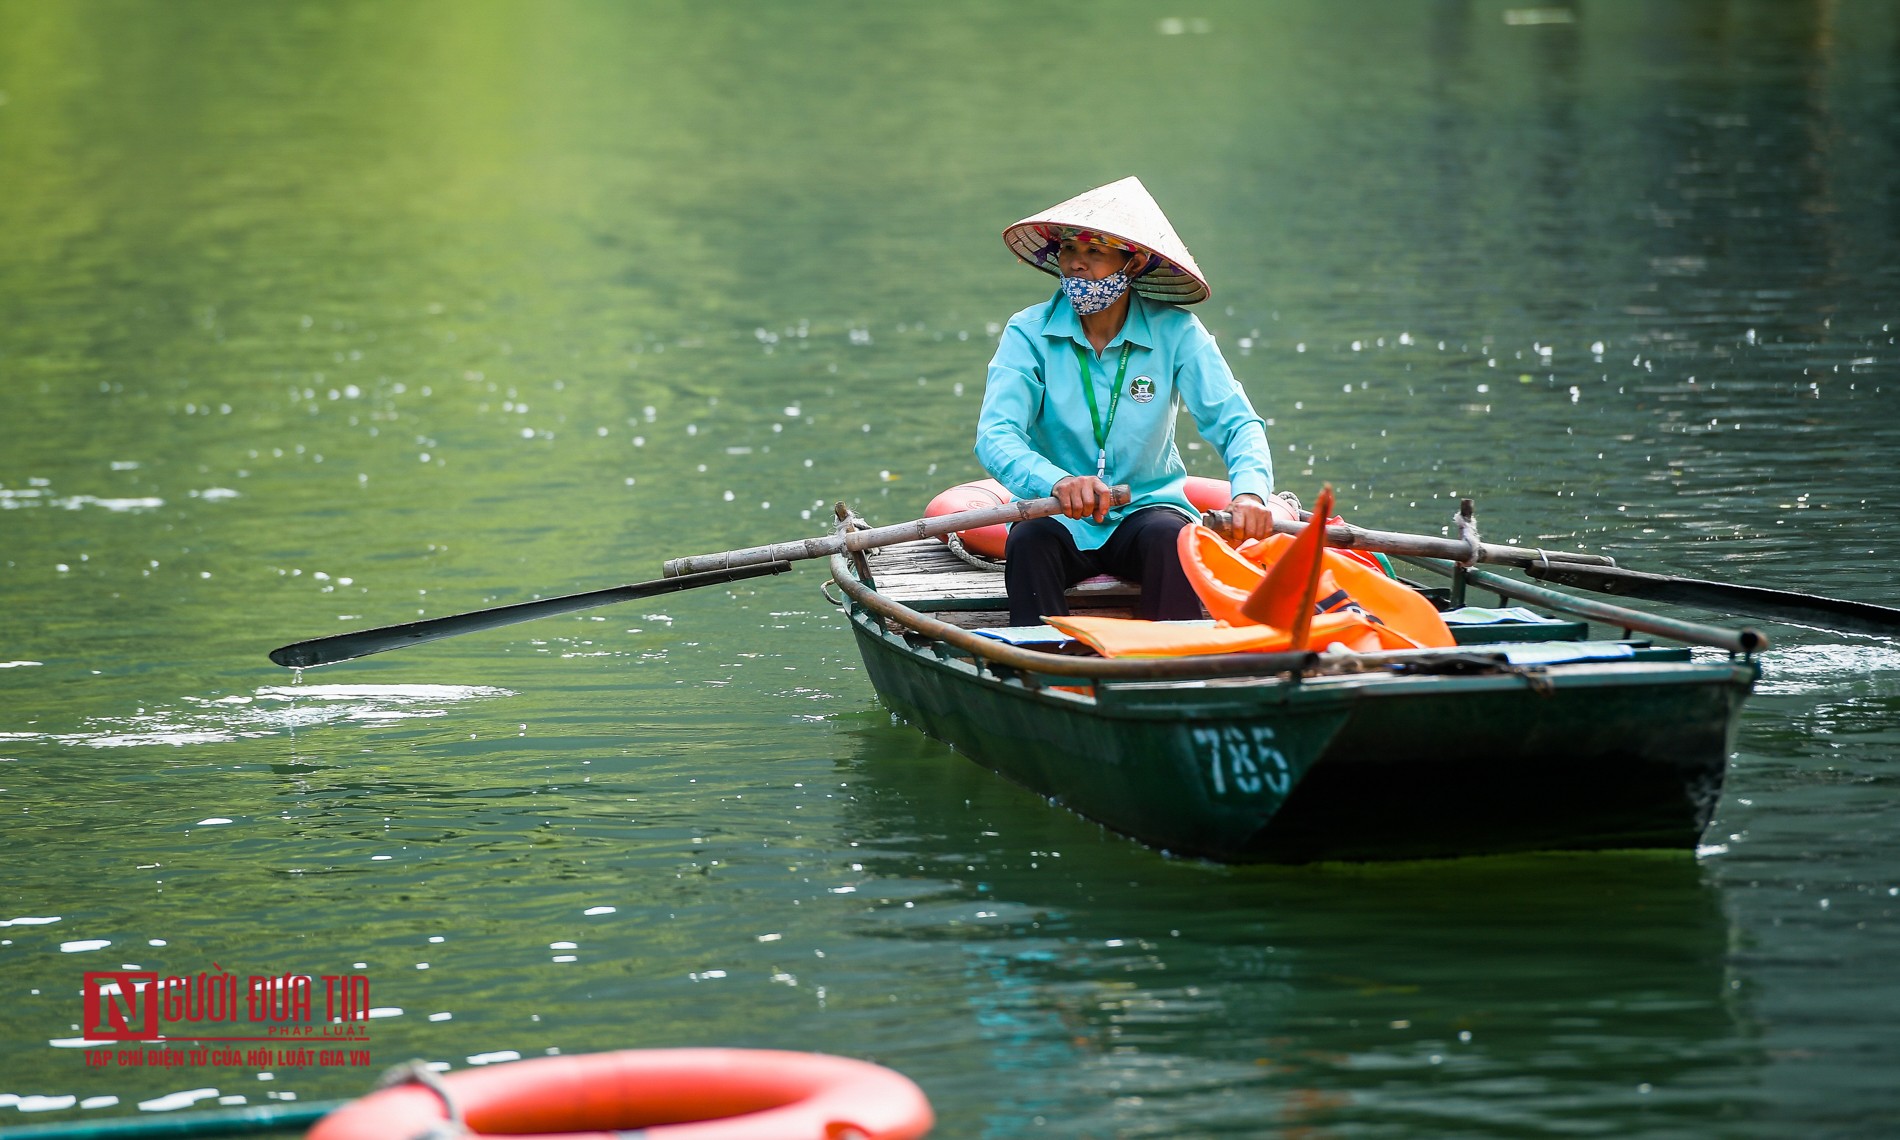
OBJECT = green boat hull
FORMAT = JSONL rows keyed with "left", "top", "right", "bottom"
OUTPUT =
{"left": 847, "top": 610, "right": 1756, "bottom": 863}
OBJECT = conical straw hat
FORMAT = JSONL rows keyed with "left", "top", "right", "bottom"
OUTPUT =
{"left": 1002, "top": 176, "right": 1211, "bottom": 306}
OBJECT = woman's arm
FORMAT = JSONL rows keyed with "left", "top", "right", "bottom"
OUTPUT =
{"left": 1175, "top": 315, "right": 1276, "bottom": 536}
{"left": 975, "top": 324, "right": 1072, "bottom": 500}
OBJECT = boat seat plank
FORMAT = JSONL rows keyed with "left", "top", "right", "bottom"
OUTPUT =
{"left": 864, "top": 539, "right": 1138, "bottom": 611}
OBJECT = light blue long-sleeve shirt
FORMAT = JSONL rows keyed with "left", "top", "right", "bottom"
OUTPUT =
{"left": 975, "top": 289, "right": 1274, "bottom": 551}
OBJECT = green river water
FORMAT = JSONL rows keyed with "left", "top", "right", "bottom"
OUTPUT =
{"left": 3, "top": 2, "right": 1898, "bottom": 1136}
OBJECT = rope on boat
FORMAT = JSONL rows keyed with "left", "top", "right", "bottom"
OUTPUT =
{"left": 376, "top": 1060, "right": 466, "bottom": 1140}
{"left": 946, "top": 532, "right": 1006, "bottom": 572}
{"left": 1454, "top": 507, "right": 1484, "bottom": 567}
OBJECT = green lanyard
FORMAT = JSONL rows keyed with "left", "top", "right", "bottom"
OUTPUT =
{"left": 1070, "top": 341, "right": 1133, "bottom": 479}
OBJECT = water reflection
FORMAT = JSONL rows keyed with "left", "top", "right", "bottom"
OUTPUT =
{"left": 838, "top": 719, "right": 1761, "bottom": 1136}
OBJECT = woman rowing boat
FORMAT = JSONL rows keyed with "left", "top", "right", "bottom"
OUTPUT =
{"left": 975, "top": 176, "right": 1280, "bottom": 626}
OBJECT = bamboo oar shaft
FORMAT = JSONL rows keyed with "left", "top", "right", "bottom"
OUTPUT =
{"left": 1199, "top": 511, "right": 1616, "bottom": 569}
{"left": 1398, "top": 556, "right": 1766, "bottom": 654}
{"left": 1526, "top": 562, "right": 1900, "bottom": 637}
{"left": 662, "top": 486, "right": 1132, "bottom": 578}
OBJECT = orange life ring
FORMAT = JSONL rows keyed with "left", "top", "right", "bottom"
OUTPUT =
{"left": 924, "top": 478, "right": 1012, "bottom": 559}
{"left": 925, "top": 476, "right": 1260, "bottom": 560}
{"left": 1184, "top": 478, "right": 1315, "bottom": 533}
{"left": 1182, "top": 475, "right": 1233, "bottom": 512}
{"left": 306, "top": 1049, "right": 934, "bottom": 1140}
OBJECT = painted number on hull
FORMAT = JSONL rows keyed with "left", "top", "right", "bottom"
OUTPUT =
{"left": 1192, "top": 726, "right": 1292, "bottom": 798}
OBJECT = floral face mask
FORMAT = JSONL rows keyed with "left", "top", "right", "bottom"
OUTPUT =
{"left": 1060, "top": 270, "right": 1131, "bottom": 315}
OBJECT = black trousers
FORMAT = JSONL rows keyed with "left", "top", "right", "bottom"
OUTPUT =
{"left": 1003, "top": 507, "right": 1204, "bottom": 627}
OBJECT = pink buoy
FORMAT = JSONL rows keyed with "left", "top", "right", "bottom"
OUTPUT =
{"left": 924, "top": 478, "right": 1013, "bottom": 559}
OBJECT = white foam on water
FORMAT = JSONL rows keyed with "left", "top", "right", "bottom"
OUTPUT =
{"left": 18, "top": 684, "right": 515, "bottom": 750}
{"left": 51, "top": 495, "right": 166, "bottom": 512}
{"left": 69, "top": 728, "right": 261, "bottom": 749}
{"left": 1747, "top": 644, "right": 1900, "bottom": 695}
{"left": 255, "top": 684, "right": 513, "bottom": 702}
{"left": 138, "top": 1088, "right": 220, "bottom": 1112}
{"left": 467, "top": 1050, "right": 520, "bottom": 1066}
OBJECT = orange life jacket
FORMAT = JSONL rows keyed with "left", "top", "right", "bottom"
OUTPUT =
{"left": 1177, "top": 525, "right": 1455, "bottom": 650}
{"left": 1046, "top": 611, "right": 1402, "bottom": 658}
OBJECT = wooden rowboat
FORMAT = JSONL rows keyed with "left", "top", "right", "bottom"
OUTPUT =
{"left": 825, "top": 515, "right": 1760, "bottom": 864}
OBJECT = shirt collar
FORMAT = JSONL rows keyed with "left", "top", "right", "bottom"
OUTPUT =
{"left": 1042, "top": 288, "right": 1155, "bottom": 352}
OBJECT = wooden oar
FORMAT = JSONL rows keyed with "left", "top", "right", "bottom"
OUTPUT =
{"left": 662, "top": 486, "right": 1131, "bottom": 577}
{"left": 1399, "top": 556, "right": 1768, "bottom": 654}
{"left": 1199, "top": 510, "right": 1615, "bottom": 569}
{"left": 269, "top": 562, "right": 793, "bottom": 669}
{"left": 1203, "top": 505, "right": 1895, "bottom": 639}
{"left": 1525, "top": 562, "right": 1900, "bottom": 638}
{"left": 273, "top": 488, "right": 1128, "bottom": 669}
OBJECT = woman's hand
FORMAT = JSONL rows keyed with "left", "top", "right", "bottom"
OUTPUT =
{"left": 1229, "top": 493, "right": 1275, "bottom": 542}
{"left": 1052, "top": 475, "right": 1115, "bottom": 522}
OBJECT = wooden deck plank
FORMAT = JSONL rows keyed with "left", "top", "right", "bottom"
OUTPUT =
{"left": 862, "top": 539, "right": 1138, "bottom": 610}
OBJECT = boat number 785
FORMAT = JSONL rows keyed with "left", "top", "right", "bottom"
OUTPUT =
{"left": 1190, "top": 726, "right": 1292, "bottom": 798}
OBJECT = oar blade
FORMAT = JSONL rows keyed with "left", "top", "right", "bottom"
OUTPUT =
{"left": 1525, "top": 563, "right": 1900, "bottom": 638}
{"left": 271, "top": 608, "right": 518, "bottom": 669}
{"left": 269, "top": 562, "right": 793, "bottom": 669}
